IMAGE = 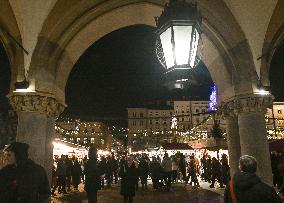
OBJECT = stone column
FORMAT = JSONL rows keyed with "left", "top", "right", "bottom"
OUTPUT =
{"left": 226, "top": 116, "right": 241, "bottom": 177}
{"left": 219, "top": 102, "right": 241, "bottom": 177}
{"left": 7, "top": 92, "right": 65, "bottom": 182}
{"left": 225, "top": 94, "right": 273, "bottom": 185}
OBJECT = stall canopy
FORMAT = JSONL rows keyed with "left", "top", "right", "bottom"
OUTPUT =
{"left": 161, "top": 143, "right": 193, "bottom": 150}
{"left": 53, "top": 139, "right": 87, "bottom": 160}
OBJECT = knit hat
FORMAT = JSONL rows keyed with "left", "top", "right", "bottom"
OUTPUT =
{"left": 4, "top": 142, "right": 29, "bottom": 161}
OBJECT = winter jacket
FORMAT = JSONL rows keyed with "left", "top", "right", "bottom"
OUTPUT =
{"left": 56, "top": 159, "right": 66, "bottom": 177}
{"left": 224, "top": 172, "right": 282, "bottom": 203}
{"left": 162, "top": 157, "right": 172, "bottom": 172}
{"left": 0, "top": 159, "right": 50, "bottom": 203}
{"left": 84, "top": 158, "right": 102, "bottom": 192}
{"left": 138, "top": 159, "right": 149, "bottom": 177}
{"left": 150, "top": 161, "right": 163, "bottom": 179}
{"left": 120, "top": 163, "right": 137, "bottom": 197}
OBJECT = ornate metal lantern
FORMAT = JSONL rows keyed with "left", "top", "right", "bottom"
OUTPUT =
{"left": 155, "top": 0, "right": 202, "bottom": 88}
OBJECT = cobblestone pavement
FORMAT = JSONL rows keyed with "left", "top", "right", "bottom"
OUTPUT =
{"left": 51, "top": 182, "right": 224, "bottom": 203}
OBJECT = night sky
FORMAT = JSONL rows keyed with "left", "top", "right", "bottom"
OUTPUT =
{"left": 269, "top": 41, "right": 284, "bottom": 101}
{"left": 1, "top": 25, "right": 283, "bottom": 127}
{"left": 63, "top": 25, "right": 212, "bottom": 126}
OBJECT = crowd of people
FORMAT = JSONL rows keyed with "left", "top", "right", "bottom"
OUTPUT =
{"left": 50, "top": 150, "right": 231, "bottom": 202}
{"left": 0, "top": 141, "right": 283, "bottom": 203}
{"left": 50, "top": 148, "right": 284, "bottom": 203}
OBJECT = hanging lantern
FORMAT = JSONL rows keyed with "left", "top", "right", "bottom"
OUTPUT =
{"left": 155, "top": 0, "right": 202, "bottom": 88}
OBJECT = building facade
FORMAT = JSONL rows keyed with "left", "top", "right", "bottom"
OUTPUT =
{"left": 128, "top": 101, "right": 284, "bottom": 145}
{"left": 266, "top": 102, "right": 284, "bottom": 139}
{"left": 127, "top": 100, "right": 227, "bottom": 145}
{"left": 55, "top": 119, "right": 112, "bottom": 151}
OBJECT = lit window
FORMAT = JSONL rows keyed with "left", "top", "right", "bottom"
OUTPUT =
{"left": 278, "top": 110, "right": 282, "bottom": 114}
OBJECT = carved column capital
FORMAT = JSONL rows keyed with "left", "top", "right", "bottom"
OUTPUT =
{"left": 7, "top": 92, "right": 66, "bottom": 118}
{"left": 218, "top": 93, "right": 274, "bottom": 118}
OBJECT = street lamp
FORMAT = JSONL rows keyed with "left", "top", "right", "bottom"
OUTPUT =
{"left": 155, "top": 0, "right": 202, "bottom": 87}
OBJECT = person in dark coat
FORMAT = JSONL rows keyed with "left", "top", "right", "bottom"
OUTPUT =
{"left": 52, "top": 155, "right": 67, "bottom": 194}
{"left": 65, "top": 155, "right": 73, "bottom": 191}
{"left": 110, "top": 153, "right": 118, "bottom": 184}
{"left": 178, "top": 154, "right": 187, "bottom": 183}
{"left": 205, "top": 156, "right": 212, "bottom": 183}
{"left": 210, "top": 157, "right": 223, "bottom": 188}
{"left": 150, "top": 157, "right": 162, "bottom": 190}
{"left": 120, "top": 156, "right": 137, "bottom": 203}
{"left": 187, "top": 155, "right": 199, "bottom": 187}
{"left": 220, "top": 154, "right": 230, "bottom": 186}
{"left": 105, "top": 156, "right": 113, "bottom": 188}
{"left": 71, "top": 159, "right": 82, "bottom": 190}
{"left": 99, "top": 156, "right": 107, "bottom": 188}
{"left": 0, "top": 142, "right": 50, "bottom": 203}
{"left": 138, "top": 157, "right": 149, "bottom": 190}
{"left": 84, "top": 146, "right": 102, "bottom": 203}
{"left": 200, "top": 155, "right": 207, "bottom": 180}
{"left": 224, "top": 155, "right": 282, "bottom": 203}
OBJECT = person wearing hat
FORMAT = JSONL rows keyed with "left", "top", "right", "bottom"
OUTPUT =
{"left": 0, "top": 142, "right": 50, "bottom": 203}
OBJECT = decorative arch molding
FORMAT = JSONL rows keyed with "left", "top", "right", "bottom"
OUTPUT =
{"left": 30, "top": 0, "right": 256, "bottom": 103}
{"left": 0, "top": 0, "right": 24, "bottom": 91}
{"left": 260, "top": 0, "right": 284, "bottom": 86}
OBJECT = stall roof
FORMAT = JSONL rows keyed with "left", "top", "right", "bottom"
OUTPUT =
{"left": 161, "top": 143, "right": 193, "bottom": 150}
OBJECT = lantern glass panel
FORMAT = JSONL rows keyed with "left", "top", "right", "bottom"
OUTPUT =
{"left": 173, "top": 25, "right": 192, "bottom": 66}
{"left": 160, "top": 27, "right": 174, "bottom": 69}
{"left": 189, "top": 29, "right": 200, "bottom": 68}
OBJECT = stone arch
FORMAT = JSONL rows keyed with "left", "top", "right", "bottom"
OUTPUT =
{"left": 260, "top": 0, "right": 284, "bottom": 86}
{"left": 31, "top": 0, "right": 257, "bottom": 104}
{"left": 0, "top": 0, "right": 24, "bottom": 91}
